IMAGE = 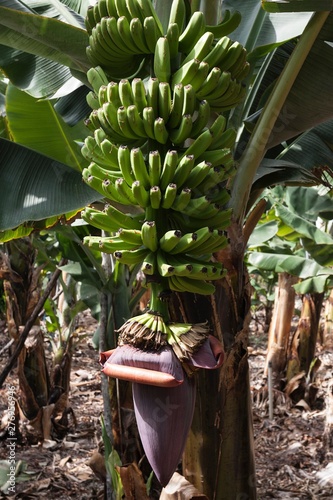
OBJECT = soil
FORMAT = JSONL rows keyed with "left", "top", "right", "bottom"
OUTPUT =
{"left": 1, "top": 309, "right": 333, "bottom": 499}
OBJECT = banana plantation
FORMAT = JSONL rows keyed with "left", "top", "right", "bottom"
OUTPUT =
{"left": 1, "top": 0, "right": 333, "bottom": 498}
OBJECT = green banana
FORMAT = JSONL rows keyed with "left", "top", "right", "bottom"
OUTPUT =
{"left": 179, "top": 128, "right": 213, "bottom": 160}
{"left": 166, "top": 22, "right": 180, "bottom": 60}
{"left": 117, "top": 15, "right": 140, "bottom": 53}
{"left": 137, "top": 0, "right": 164, "bottom": 35}
{"left": 207, "top": 186, "right": 231, "bottom": 206}
{"left": 196, "top": 66, "right": 222, "bottom": 99}
{"left": 169, "top": 114, "right": 193, "bottom": 145}
{"left": 87, "top": 66, "right": 109, "bottom": 94}
{"left": 159, "top": 229, "right": 183, "bottom": 253}
{"left": 185, "top": 160, "right": 213, "bottom": 189}
{"left": 178, "top": 11, "right": 206, "bottom": 54}
{"left": 168, "top": 83, "right": 184, "bottom": 129}
{"left": 86, "top": 162, "right": 119, "bottom": 181}
{"left": 141, "top": 251, "right": 156, "bottom": 276}
{"left": 206, "top": 10, "right": 242, "bottom": 38}
{"left": 117, "top": 228, "right": 143, "bottom": 246}
{"left": 102, "top": 102, "right": 127, "bottom": 142}
{"left": 143, "top": 16, "right": 161, "bottom": 53}
{"left": 105, "top": 203, "right": 143, "bottom": 230}
{"left": 182, "top": 197, "right": 220, "bottom": 219}
{"left": 156, "top": 250, "right": 177, "bottom": 277}
{"left": 154, "top": 117, "right": 169, "bottom": 144}
{"left": 105, "top": 0, "right": 118, "bottom": 18}
{"left": 171, "top": 58, "right": 201, "bottom": 88}
{"left": 141, "top": 220, "right": 158, "bottom": 252}
{"left": 219, "top": 41, "right": 245, "bottom": 72}
{"left": 118, "top": 145, "right": 135, "bottom": 186}
{"left": 202, "top": 36, "right": 231, "bottom": 69}
{"left": 149, "top": 185, "right": 162, "bottom": 209}
{"left": 168, "top": 0, "right": 186, "bottom": 34}
{"left": 125, "top": 0, "right": 144, "bottom": 22}
{"left": 188, "top": 61, "right": 210, "bottom": 92}
{"left": 208, "top": 127, "right": 237, "bottom": 150}
{"left": 114, "top": 178, "right": 138, "bottom": 205}
{"left": 181, "top": 31, "right": 215, "bottom": 66}
{"left": 171, "top": 187, "right": 192, "bottom": 211}
{"left": 158, "top": 81, "right": 172, "bottom": 122}
{"left": 126, "top": 104, "right": 147, "bottom": 138}
{"left": 81, "top": 206, "right": 121, "bottom": 233}
{"left": 114, "top": 0, "right": 131, "bottom": 19}
{"left": 85, "top": 5, "right": 96, "bottom": 35}
{"left": 168, "top": 274, "right": 216, "bottom": 295}
{"left": 173, "top": 154, "right": 195, "bottom": 187}
{"left": 161, "top": 182, "right": 178, "bottom": 209}
{"left": 131, "top": 180, "right": 150, "bottom": 208}
{"left": 83, "top": 171, "right": 112, "bottom": 199}
{"left": 119, "top": 79, "right": 134, "bottom": 107}
{"left": 154, "top": 37, "right": 171, "bottom": 83}
{"left": 82, "top": 137, "right": 115, "bottom": 169}
{"left": 129, "top": 17, "right": 150, "bottom": 53}
{"left": 167, "top": 231, "right": 199, "bottom": 255}
{"left": 159, "top": 150, "right": 179, "bottom": 191}
{"left": 142, "top": 106, "right": 156, "bottom": 140}
{"left": 146, "top": 77, "right": 159, "bottom": 111}
{"left": 114, "top": 247, "right": 150, "bottom": 265}
{"left": 130, "top": 147, "right": 151, "bottom": 189}
{"left": 84, "top": 235, "right": 142, "bottom": 253}
{"left": 195, "top": 147, "right": 233, "bottom": 167}
{"left": 182, "top": 84, "right": 196, "bottom": 116}
{"left": 106, "top": 81, "right": 122, "bottom": 108}
{"left": 86, "top": 89, "right": 98, "bottom": 112}
{"left": 190, "top": 100, "right": 211, "bottom": 138}
{"left": 102, "top": 178, "right": 132, "bottom": 205}
{"left": 131, "top": 78, "right": 148, "bottom": 113}
{"left": 100, "top": 138, "right": 121, "bottom": 168}
{"left": 157, "top": 251, "right": 192, "bottom": 277}
{"left": 148, "top": 150, "right": 162, "bottom": 187}
{"left": 205, "top": 71, "right": 232, "bottom": 103}
{"left": 117, "top": 106, "right": 139, "bottom": 140}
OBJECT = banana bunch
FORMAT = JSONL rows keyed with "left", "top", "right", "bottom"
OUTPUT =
{"left": 85, "top": 0, "right": 163, "bottom": 78}
{"left": 85, "top": 0, "right": 249, "bottom": 110}
{"left": 81, "top": 0, "right": 251, "bottom": 345}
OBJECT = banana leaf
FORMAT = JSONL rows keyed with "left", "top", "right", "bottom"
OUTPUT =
{"left": 262, "top": 0, "right": 333, "bottom": 13}
{"left": 0, "top": 0, "right": 90, "bottom": 97}
{"left": 0, "top": 138, "right": 101, "bottom": 235}
{"left": 6, "top": 83, "right": 89, "bottom": 169}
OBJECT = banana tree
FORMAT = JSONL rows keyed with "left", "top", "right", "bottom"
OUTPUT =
{"left": 247, "top": 184, "right": 333, "bottom": 390}
{"left": 1, "top": 0, "right": 333, "bottom": 498}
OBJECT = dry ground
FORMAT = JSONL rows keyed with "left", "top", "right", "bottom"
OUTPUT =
{"left": 1, "top": 311, "right": 333, "bottom": 499}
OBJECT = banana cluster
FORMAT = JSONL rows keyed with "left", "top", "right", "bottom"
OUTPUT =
{"left": 85, "top": 0, "right": 249, "bottom": 111}
{"left": 85, "top": 0, "right": 163, "bottom": 77}
{"left": 82, "top": 0, "right": 248, "bottom": 297}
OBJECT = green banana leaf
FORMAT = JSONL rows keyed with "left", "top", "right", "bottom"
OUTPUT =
{"left": 262, "top": 0, "right": 333, "bottom": 13}
{"left": 6, "top": 83, "right": 89, "bottom": 169}
{"left": 275, "top": 204, "right": 333, "bottom": 244}
{"left": 0, "top": 138, "right": 102, "bottom": 235}
{"left": 247, "top": 251, "right": 324, "bottom": 278}
{"left": 222, "top": 0, "right": 312, "bottom": 57}
{"left": 293, "top": 274, "right": 333, "bottom": 294}
{"left": 0, "top": 0, "right": 90, "bottom": 97}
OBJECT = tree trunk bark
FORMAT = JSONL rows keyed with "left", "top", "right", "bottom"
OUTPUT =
{"left": 264, "top": 272, "right": 298, "bottom": 384}
{"left": 322, "top": 289, "right": 333, "bottom": 349}
{"left": 172, "top": 223, "right": 256, "bottom": 499}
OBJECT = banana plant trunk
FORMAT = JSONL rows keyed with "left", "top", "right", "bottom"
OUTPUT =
{"left": 172, "top": 222, "right": 256, "bottom": 499}
{"left": 264, "top": 272, "right": 298, "bottom": 385}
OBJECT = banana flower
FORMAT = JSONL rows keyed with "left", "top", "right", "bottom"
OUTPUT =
{"left": 100, "top": 335, "right": 223, "bottom": 486}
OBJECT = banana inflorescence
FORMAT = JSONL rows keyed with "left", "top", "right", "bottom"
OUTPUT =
{"left": 82, "top": 0, "right": 247, "bottom": 355}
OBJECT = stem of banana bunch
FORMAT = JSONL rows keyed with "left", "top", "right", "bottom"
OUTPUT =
{"left": 145, "top": 205, "right": 170, "bottom": 322}
{"left": 148, "top": 280, "right": 170, "bottom": 322}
